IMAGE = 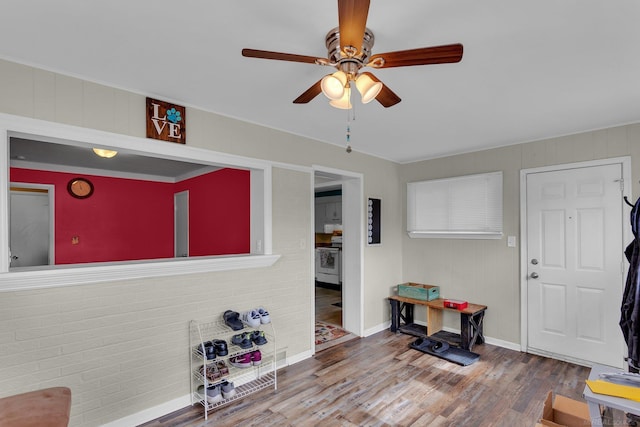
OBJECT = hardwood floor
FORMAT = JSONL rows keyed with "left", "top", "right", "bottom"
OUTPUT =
{"left": 140, "top": 330, "right": 612, "bottom": 427}
{"left": 315, "top": 284, "right": 342, "bottom": 326}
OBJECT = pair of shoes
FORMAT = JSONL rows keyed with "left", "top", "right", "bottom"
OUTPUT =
{"left": 231, "top": 332, "right": 253, "bottom": 349}
{"left": 220, "top": 380, "right": 236, "bottom": 399}
{"left": 241, "top": 307, "right": 271, "bottom": 328}
{"left": 197, "top": 339, "right": 229, "bottom": 359}
{"left": 198, "top": 360, "right": 229, "bottom": 382}
{"left": 197, "top": 384, "right": 223, "bottom": 404}
{"left": 241, "top": 310, "right": 262, "bottom": 328}
{"left": 229, "top": 350, "right": 261, "bottom": 368}
{"left": 223, "top": 310, "right": 244, "bottom": 331}
{"left": 251, "top": 330, "right": 268, "bottom": 346}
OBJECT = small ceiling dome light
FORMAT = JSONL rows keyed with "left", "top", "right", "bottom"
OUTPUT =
{"left": 321, "top": 70, "right": 348, "bottom": 100}
{"left": 355, "top": 73, "right": 383, "bottom": 104}
{"left": 93, "top": 148, "right": 118, "bottom": 158}
{"left": 329, "top": 86, "right": 352, "bottom": 109}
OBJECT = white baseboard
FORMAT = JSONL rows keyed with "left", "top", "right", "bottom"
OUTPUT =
{"left": 364, "top": 321, "right": 390, "bottom": 337}
{"left": 286, "top": 349, "right": 313, "bottom": 365}
{"left": 439, "top": 325, "right": 521, "bottom": 352}
{"left": 101, "top": 395, "right": 191, "bottom": 427}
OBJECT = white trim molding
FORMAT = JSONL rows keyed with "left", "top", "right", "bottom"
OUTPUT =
{"left": 0, "top": 113, "right": 281, "bottom": 291}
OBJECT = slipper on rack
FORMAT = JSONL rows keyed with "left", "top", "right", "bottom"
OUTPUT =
{"left": 223, "top": 310, "right": 244, "bottom": 331}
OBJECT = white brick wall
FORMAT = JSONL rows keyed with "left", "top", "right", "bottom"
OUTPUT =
{"left": 0, "top": 167, "right": 310, "bottom": 426}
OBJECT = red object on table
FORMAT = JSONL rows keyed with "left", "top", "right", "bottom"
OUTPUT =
{"left": 444, "top": 299, "right": 468, "bottom": 310}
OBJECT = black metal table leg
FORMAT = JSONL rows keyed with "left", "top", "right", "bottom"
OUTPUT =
{"left": 389, "top": 299, "right": 415, "bottom": 333}
{"left": 460, "top": 309, "right": 486, "bottom": 351}
{"left": 390, "top": 299, "right": 400, "bottom": 332}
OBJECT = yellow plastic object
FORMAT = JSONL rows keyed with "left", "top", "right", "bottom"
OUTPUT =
{"left": 586, "top": 379, "right": 640, "bottom": 402}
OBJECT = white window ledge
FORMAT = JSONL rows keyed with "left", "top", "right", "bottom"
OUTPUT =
{"left": 407, "top": 231, "right": 503, "bottom": 239}
{"left": 0, "top": 254, "right": 281, "bottom": 292}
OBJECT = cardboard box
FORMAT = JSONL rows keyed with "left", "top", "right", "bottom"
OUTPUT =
{"left": 444, "top": 299, "right": 468, "bottom": 310}
{"left": 539, "top": 391, "right": 591, "bottom": 427}
{"left": 397, "top": 283, "right": 440, "bottom": 301}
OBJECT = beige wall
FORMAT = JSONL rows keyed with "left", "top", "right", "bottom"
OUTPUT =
{"left": 400, "top": 126, "right": 640, "bottom": 345}
{"left": 0, "top": 58, "right": 404, "bottom": 425}
{"left": 2, "top": 56, "right": 638, "bottom": 424}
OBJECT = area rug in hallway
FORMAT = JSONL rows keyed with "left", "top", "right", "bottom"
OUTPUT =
{"left": 315, "top": 321, "right": 351, "bottom": 350}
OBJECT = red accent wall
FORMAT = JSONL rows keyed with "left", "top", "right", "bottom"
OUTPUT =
{"left": 176, "top": 168, "right": 250, "bottom": 256}
{"left": 10, "top": 167, "right": 250, "bottom": 264}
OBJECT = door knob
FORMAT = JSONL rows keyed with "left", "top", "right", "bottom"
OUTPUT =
{"left": 530, "top": 272, "right": 539, "bottom": 279}
{"left": 531, "top": 259, "right": 538, "bottom": 265}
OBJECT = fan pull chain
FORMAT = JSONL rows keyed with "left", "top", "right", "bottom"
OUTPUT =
{"left": 346, "top": 87, "right": 355, "bottom": 153}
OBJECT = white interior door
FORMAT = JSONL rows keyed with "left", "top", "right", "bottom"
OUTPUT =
{"left": 10, "top": 188, "right": 51, "bottom": 267}
{"left": 526, "top": 163, "right": 624, "bottom": 367}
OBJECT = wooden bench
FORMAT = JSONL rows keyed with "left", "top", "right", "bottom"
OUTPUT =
{"left": 388, "top": 295, "right": 487, "bottom": 351}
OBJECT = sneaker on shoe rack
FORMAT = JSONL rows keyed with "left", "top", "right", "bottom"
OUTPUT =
{"left": 231, "top": 332, "right": 253, "bottom": 349}
{"left": 229, "top": 352, "right": 252, "bottom": 368}
{"left": 241, "top": 309, "right": 261, "bottom": 328}
{"left": 195, "top": 342, "right": 216, "bottom": 360}
{"left": 220, "top": 380, "right": 236, "bottom": 399}
{"left": 257, "top": 307, "right": 270, "bottom": 324}
{"left": 251, "top": 330, "right": 268, "bottom": 346}
{"left": 251, "top": 349, "right": 262, "bottom": 366}
{"left": 197, "top": 384, "right": 223, "bottom": 404}
{"left": 213, "top": 339, "right": 228, "bottom": 356}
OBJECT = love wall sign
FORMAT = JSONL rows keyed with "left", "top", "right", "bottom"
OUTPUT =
{"left": 146, "top": 97, "right": 186, "bottom": 144}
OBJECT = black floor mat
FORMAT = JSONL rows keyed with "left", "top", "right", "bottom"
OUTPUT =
{"left": 410, "top": 337, "right": 480, "bottom": 366}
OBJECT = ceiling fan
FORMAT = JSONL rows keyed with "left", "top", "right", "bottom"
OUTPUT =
{"left": 242, "top": 0, "right": 463, "bottom": 109}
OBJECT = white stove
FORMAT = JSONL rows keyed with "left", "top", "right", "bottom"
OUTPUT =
{"left": 315, "top": 246, "right": 341, "bottom": 285}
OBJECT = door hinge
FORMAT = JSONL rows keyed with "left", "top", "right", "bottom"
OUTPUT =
{"left": 615, "top": 179, "right": 624, "bottom": 192}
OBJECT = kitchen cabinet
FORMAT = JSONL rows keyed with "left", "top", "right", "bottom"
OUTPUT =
{"left": 325, "top": 202, "right": 342, "bottom": 222}
{"left": 315, "top": 196, "right": 342, "bottom": 232}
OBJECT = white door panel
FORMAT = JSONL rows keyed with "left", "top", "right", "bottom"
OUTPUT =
{"left": 10, "top": 188, "right": 51, "bottom": 267}
{"left": 526, "top": 164, "right": 623, "bottom": 367}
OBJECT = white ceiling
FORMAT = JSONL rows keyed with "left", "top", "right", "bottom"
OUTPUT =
{"left": 1, "top": 1, "right": 639, "bottom": 164}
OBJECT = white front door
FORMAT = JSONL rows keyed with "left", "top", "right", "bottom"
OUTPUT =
{"left": 526, "top": 163, "right": 624, "bottom": 367}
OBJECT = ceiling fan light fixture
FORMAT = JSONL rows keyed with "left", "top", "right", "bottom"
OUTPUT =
{"left": 93, "top": 148, "right": 118, "bottom": 158}
{"left": 329, "top": 86, "right": 352, "bottom": 109}
{"left": 355, "top": 73, "right": 382, "bottom": 104}
{"left": 321, "top": 70, "right": 347, "bottom": 100}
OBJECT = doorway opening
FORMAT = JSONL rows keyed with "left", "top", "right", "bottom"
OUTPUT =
{"left": 9, "top": 183, "right": 54, "bottom": 268}
{"left": 174, "top": 190, "right": 189, "bottom": 258}
{"left": 313, "top": 167, "right": 363, "bottom": 351}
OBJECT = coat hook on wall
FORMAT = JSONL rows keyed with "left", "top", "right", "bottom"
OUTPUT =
{"left": 624, "top": 196, "right": 635, "bottom": 207}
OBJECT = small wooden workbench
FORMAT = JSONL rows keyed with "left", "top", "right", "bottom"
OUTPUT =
{"left": 388, "top": 295, "right": 487, "bottom": 351}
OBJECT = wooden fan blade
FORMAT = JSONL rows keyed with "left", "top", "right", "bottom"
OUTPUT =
{"left": 293, "top": 80, "right": 323, "bottom": 104}
{"left": 369, "top": 44, "right": 463, "bottom": 68}
{"left": 242, "top": 48, "right": 325, "bottom": 65}
{"left": 338, "top": 0, "right": 370, "bottom": 55}
{"left": 361, "top": 72, "right": 401, "bottom": 108}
